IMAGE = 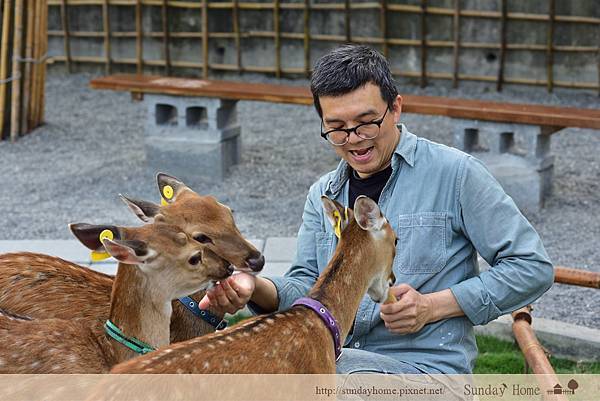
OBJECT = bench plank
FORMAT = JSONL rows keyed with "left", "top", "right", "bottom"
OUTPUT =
{"left": 90, "top": 74, "right": 600, "bottom": 130}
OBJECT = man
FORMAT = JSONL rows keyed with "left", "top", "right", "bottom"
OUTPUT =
{"left": 199, "top": 44, "right": 554, "bottom": 374}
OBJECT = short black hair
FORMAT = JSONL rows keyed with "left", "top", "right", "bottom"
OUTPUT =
{"left": 310, "top": 45, "right": 398, "bottom": 117}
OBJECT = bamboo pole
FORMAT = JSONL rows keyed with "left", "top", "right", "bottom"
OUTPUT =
{"left": 512, "top": 307, "right": 568, "bottom": 401}
{"left": 30, "top": 0, "right": 41, "bottom": 128}
{"left": 452, "top": 0, "right": 460, "bottom": 88}
{"left": 38, "top": 0, "right": 48, "bottom": 126}
{"left": 547, "top": 0, "right": 555, "bottom": 92}
{"left": 135, "top": 0, "right": 142, "bottom": 74}
{"left": 380, "top": 0, "right": 387, "bottom": 58}
{"left": 21, "top": 0, "right": 34, "bottom": 132}
{"left": 103, "top": 0, "right": 112, "bottom": 74}
{"left": 10, "top": 0, "right": 24, "bottom": 142}
{"left": 554, "top": 266, "right": 600, "bottom": 289}
{"left": 60, "top": 0, "right": 71, "bottom": 73}
{"left": 420, "top": 0, "right": 427, "bottom": 88}
{"left": 303, "top": 0, "right": 310, "bottom": 77}
{"left": 233, "top": 0, "right": 241, "bottom": 71}
{"left": 201, "top": 0, "right": 208, "bottom": 78}
{"left": 344, "top": 0, "right": 350, "bottom": 43}
{"left": 0, "top": 0, "right": 13, "bottom": 140}
{"left": 497, "top": 0, "right": 507, "bottom": 91}
{"left": 274, "top": 0, "right": 280, "bottom": 78}
{"left": 161, "top": 0, "right": 171, "bottom": 75}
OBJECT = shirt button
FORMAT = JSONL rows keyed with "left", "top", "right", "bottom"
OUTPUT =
{"left": 354, "top": 342, "right": 360, "bottom": 348}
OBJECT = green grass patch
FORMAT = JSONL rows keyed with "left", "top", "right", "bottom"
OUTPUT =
{"left": 474, "top": 335, "right": 600, "bottom": 374}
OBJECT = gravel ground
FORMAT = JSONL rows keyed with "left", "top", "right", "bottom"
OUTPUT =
{"left": 0, "top": 72, "right": 599, "bottom": 329}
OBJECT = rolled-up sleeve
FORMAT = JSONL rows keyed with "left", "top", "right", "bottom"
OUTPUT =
{"left": 248, "top": 185, "right": 324, "bottom": 314}
{"left": 450, "top": 156, "right": 554, "bottom": 326}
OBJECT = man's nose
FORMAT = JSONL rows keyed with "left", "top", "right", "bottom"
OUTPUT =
{"left": 347, "top": 129, "right": 363, "bottom": 145}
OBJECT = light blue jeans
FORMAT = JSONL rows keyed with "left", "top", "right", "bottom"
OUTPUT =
{"left": 335, "top": 349, "right": 424, "bottom": 374}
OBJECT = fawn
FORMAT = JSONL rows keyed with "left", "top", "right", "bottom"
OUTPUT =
{"left": 111, "top": 195, "right": 397, "bottom": 374}
{"left": 0, "top": 221, "right": 233, "bottom": 373}
{"left": 0, "top": 173, "right": 264, "bottom": 342}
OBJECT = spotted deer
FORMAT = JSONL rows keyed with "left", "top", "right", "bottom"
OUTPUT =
{"left": 0, "top": 221, "right": 235, "bottom": 373}
{"left": 111, "top": 195, "right": 397, "bottom": 374}
{"left": 0, "top": 173, "right": 264, "bottom": 343}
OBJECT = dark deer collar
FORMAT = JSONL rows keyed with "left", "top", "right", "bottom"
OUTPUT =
{"left": 292, "top": 297, "right": 342, "bottom": 360}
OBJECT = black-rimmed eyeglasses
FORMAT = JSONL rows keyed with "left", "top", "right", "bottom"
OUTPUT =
{"left": 320, "top": 108, "right": 389, "bottom": 146}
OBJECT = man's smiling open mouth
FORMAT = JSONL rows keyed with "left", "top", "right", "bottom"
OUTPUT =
{"left": 350, "top": 146, "right": 374, "bottom": 161}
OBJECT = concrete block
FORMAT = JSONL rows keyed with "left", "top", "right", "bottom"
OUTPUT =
{"left": 143, "top": 95, "right": 241, "bottom": 182}
{"left": 263, "top": 237, "right": 297, "bottom": 262}
{"left": 262, "top": 262, "right": 291, "bottom": 277}
{"left": 87, "top": 262, "right": 118, "bottom": 276}
{"left": 0, "top": 240, "right": 90, "bottom": 264}
{"left": 453, "top": 119, "right": 555, "bottom": 215}
{"left": 247, "top": 239, "right": 265, "bottom": 254}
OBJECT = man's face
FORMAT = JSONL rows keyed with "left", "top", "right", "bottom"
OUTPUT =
{"left": 319, "top": 83, "right": 402, "bottom": 179}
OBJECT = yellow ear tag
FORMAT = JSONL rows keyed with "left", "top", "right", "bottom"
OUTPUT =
{"left": 333, "top": 210, "right": 342, "bottom": 239}
{"left": 161, "top": 185, "right": 174, "bottom": 206}
{"left": 90, "top": 229, "right": 114, "bottom": 262}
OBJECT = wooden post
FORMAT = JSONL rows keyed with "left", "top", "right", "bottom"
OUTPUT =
{"left": 30, "top": 0, "right": 41, "bottom": 128}
{"left": 452, "top": 0, "right": 460, "bottom": 88}
{"left": 233, "top": 0, "right": 241, "bottom": 72}
{"left": 274, "top": 0, "right": 280, "bottom": 78}
{"left": 344, "top": 0, "right": 351, "bottom": 43}
{"left": 10, "top": 0, "right": 24, "bottom": 142}
{"left": 102, "top": 0, "right": 112, "bottom": 74}
{"left": 21, "top": 0, "right": 34, "bottom": 132}
{"left": 497, "top": 0, "right": 507, "bottom": 91}
{"left": 303, "top": 0, "right": 310, "bottom": 78}
{"left": 547, "top": 0, "right": 555, "bottom": 92}
{"left": 59, "top": 0, "right": 71, "bottom": 73}
{"left": 0, "top": 0, "right": 13, "bottom": 140}
{"left": 135, "top": 0, "right": 143, "bottom": 74}
{"left": 420, "top": 0, "right": 427, "bottom": 88}
{"left": 38, "top": 0, "right": 48, "bottom": 126}
{"left": 380, "top": 0, "right": 387, "bottom": 58}
{"left": 201, "top": 0, "right": 208, "bottom": 78}
{"left": 161, "top": 0, "right": 171, "bottom": 75}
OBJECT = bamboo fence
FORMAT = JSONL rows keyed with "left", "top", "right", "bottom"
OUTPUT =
{"left": 42, "top": 0, "right": 600, "bottom": 94}
{"left": 0, "top": 0, "right": 48, "bottom": 141}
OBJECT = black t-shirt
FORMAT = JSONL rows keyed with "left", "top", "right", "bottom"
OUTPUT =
{"left": 348, "top": 165, "right": 393, "bottom": 208}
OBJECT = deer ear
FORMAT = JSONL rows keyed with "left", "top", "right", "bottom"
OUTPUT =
{"left": 320, "top": 196, "right": 351, "bottom": 234}
{"left": 119, "top": 194, "right": 161, "bottom": 223}
{"left": 156, "top": 172, "right": 192, "bottom": 204}
{"left": 69, "top": 223, "right": 122, "bottom": 252}
{"left": 102, "top": 239, "right": 153, "bottom": 265}
{"left": 353, "top": 196, "right": 385, "bottom": 231}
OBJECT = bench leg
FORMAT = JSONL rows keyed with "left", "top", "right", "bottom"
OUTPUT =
{"left": 144, "top": 95, "right": 241, "bottom": 184}
{"left": 453, "top": 119, "right": 558, "bottom": 215}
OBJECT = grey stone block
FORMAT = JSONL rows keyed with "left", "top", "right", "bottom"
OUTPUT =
{"left": 453, "top": 119, "right": 557, "bottom": 215}
{"left": 247, "top": 239, "right": 265, "bottom": 254}
{"left": 262, "top": 262, "right": 291, "bottom": 277}
{"left": 0, "top": 240, "right": 90, "bottom": 264}
{"left": 263, "top": 237, "right": 297, "bottom": 262}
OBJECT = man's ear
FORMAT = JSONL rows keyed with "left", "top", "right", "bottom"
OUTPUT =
{"left": 353, "top": 196, "right": 385, "bottom": 231}
{"left": 69, "top": 223, "right": 122, "bottom": 252}
{"left": 321, "top": 196, "right": 351, "bottom": 233}
{"left": 119, "top": 194, "right": 161, "bottom": 223}
{"left": 102, "top": 239, "right": 152, "bottom": 265}
{"left": 156, "top": 172, "right": 192, "bottom": 205}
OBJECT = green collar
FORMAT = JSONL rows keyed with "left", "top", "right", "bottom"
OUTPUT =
{"left": 104, "top": 320, "right": 156, "bottom": 355}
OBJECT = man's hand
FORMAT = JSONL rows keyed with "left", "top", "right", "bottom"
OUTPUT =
{"left": 198, "top": 272, "right": 256, "bottom": 315}
{"left": 379, "top": 284, "right": 434, "bottom": 334}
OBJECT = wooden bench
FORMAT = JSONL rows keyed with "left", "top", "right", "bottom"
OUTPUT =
{"left": 90, "top": 74, "right": 600, "bottom": 214}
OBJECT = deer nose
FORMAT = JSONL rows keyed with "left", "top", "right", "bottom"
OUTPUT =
{"left": 245, "top": 254, "right": 265, "bottom": 272}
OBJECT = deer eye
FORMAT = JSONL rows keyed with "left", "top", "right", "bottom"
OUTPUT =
{"left": 188, "top": 253, "right": 202, "bottom": 266}
{"left": 394, "top": 238, "right": 398, "bottom": 246}
{"left": 193, "top": 234, "right": 213, "bottom": 244}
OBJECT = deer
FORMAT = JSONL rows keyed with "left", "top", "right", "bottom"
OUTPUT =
{"left": 0, "top": 173, "right": 264, "bottom": 343}
{"left": 110, "top": 195, "right": 397, "bottom": 374}
{"left": 0, "top": 220, "right": 236, "bottom": 373}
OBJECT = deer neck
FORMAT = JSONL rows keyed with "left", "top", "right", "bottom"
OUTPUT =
{"left": 108, "top": 263, "right": 172, "bottom": 360}
{"left": 308, "top": 228, "right": 376, "bottom": 344}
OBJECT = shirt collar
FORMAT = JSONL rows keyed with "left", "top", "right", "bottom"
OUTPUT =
{"left": 326, "top": 124, "right": 417, "bottom": 196}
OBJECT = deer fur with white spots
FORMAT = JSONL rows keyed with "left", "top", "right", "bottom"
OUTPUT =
{"left": 0, "top": 222, "right": 232, "bottom": 373}
{"left": 110, "top": 195, "right": 397, "bottom": 374}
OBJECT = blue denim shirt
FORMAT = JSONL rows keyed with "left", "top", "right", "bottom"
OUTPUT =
{"left": 263, "top": 125, "right": 554, "bottom": 374}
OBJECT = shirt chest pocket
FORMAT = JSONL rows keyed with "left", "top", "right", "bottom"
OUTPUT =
{"left": 395, "top": 212, "right": 448, "bottom": 274}
{"left": 315, "top": 232, "right": 335, "bottom": 274}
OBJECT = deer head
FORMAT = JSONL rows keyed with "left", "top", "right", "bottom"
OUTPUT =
{"left": 119, "top": 173, "right": 264, "bottom": 274}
